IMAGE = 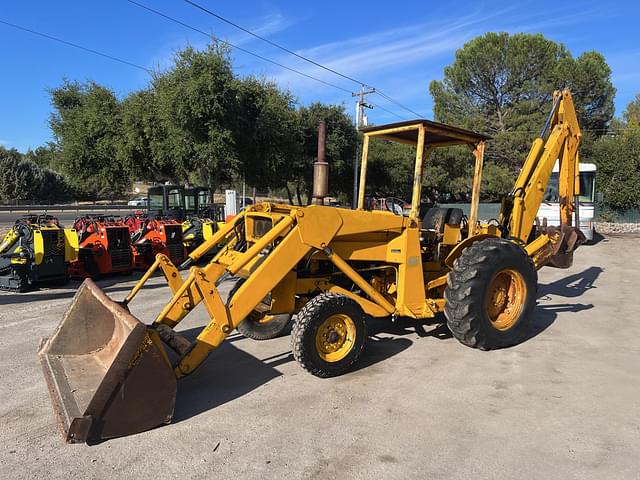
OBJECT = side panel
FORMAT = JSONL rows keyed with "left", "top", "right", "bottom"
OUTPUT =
{"left": 64, "top": 228, "right": 79, "bottom": 262}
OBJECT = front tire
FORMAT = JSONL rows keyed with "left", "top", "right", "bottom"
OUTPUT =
{"left": 292, "top": 293, "right": 366, "bottom": 378}
{"left": 444, "top": 238, "right": 537, "bottom": 350}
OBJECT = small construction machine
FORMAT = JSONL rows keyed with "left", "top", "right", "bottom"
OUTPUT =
{"left": 124, "top": 213, "right": 185, "bottom": 270}
{"left": 40, "top": 90, "right": 585, "bottom": 443}
{"left": 147, "top": 184, "right": 185, "bottom": 219}
{"left": 182, "top": 187, "right": 226, "bottom": 254}
{"left": 68, "top": 215, "right": 133, "bottom": 278}
{"left": 0, "top": 215, "right": 77, "bottom": 291}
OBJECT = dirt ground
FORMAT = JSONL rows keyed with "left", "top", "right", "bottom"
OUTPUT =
{"left": 0, "top": 234, "right": 638, "bottom": 479}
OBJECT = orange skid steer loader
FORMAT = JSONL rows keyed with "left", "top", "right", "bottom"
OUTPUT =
{"left": 40, "top": 90, "right": 585, "bottom": 443}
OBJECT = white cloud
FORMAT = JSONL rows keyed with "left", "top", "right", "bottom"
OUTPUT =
{"left": 228, "top": 13, "right": 299, "bottom": 46}
{"left": 267, "top": 10, "right": 505, "bottom": 90}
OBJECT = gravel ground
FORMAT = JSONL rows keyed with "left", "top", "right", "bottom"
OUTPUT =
{"left": 0, "top": 234, "right": 639, "bottom": 479}
{"left": 594, "top": 222, "right": 640, "bottom": 234}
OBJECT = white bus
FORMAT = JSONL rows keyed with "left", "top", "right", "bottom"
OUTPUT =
{"left": 538, "top": 162, "right": 596, "bottom": 241}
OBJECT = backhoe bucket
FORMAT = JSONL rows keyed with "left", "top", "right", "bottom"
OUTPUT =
{"left": 39, "top": 279, "right": 177, "bottom": 443}
{"left": 547, "top": 224, "right": 586, "bottom": 269}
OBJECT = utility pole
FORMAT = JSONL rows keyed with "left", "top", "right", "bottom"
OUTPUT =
{"left": 352, "top": 87, "right": 375, "bottom": 208}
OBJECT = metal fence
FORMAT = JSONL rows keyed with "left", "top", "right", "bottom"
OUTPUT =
{"left": 0, "top": 204, "right": 139, "bottom": 214}
{"left": 439, "top": 203, "right": 640, "bottom": 224}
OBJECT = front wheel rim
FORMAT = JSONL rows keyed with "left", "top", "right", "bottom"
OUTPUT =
{"left": 485, "top": 269, "right": 527, "bottom": 331}
{"left": 315, "top": 314, "right": 357, "bottom": 362}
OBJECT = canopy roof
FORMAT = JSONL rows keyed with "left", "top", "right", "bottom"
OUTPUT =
{"left": 360, "top": 119, "right": 489, "bottom": 148}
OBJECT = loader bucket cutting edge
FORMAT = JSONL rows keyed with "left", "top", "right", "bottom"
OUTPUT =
{"left": 38, "top": 279, "right": 177, "bottom": 443}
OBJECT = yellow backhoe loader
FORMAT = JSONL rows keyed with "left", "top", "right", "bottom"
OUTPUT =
{"left": 40, "top": 90, "right": 585, "bottom": 443}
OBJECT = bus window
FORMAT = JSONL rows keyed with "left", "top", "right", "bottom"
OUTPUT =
{"left": 578, "top": 172, "right": 595, "bottom": 203}
{"left": 544, "top": 172, "right": 594, "bottom": 203}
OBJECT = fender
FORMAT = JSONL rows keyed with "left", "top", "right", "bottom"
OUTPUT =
{"left": 443, "top": 233, "right": 498, "bottom": 269}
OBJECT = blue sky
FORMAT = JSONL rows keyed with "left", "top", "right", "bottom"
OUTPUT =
{"left": 1, "top": 0, "right": 639, "bottom": 152}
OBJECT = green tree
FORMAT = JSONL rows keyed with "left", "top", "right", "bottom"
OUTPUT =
{"left": 0, "top": 148, "right": 70, "bottom": 204}
{"left": 292, "top": 103, "right": 358, "bottom": 204}
{"left": 0, "top": 147, "right": 21, "bottom": 202}
{"left": 589, "top": 94, "right": 640, "bottom": 211}
{"left": 590, "top": 128, "right": 640, "bottom": 210}
{"left": 366, "top": 140, "right": 414, "bottom": 200}
{"left": 24, "top": 143, "right": 60, "bottom": 169}
{"left": 623, "top": 93, "right": 640, "bottom": 126}
{"left": 49, "top": 80, "right": 129, "bottom": 199}
{"left": 231, "top": 77, "right": 300, "bottom": 192}
{"left": 120, "top": 89, "right": 176, "bottom": 183}
{"left": 148, "top": 44, "right": 238, "bottom": 190}
{"left": 429, "top": 32, "right": 615, "bottom": 198}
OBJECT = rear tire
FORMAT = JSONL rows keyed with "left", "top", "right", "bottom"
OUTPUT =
{"left": 222, "top": 276, "right": 292, "bottom": 340}
{"left": 236, "top": 312, "right": 292, "bottom": 340}
{"left": 292, "top": 293, "right": 366, "bottom": 378}
{"left": 444, "top": 238, "right": 537, "bottom": 350}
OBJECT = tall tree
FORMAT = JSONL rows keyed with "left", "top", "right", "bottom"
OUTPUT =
{"left": 590, "top": 94, "right": 640, "bottom": 211}
{"left": 292, "top": 103, "right": 358, "bottom": 204}
{"left": 623, "top": 93, "right": 640, "bottom": 126}
{"left": 429, "top": 32, "right": 616, "bottom": 199}
{"left": 49, "top": 81, "right": 129, "bottom": 199}
{"left": 0, "top": 147, "right": 71, "bottom": 203}
{"left": 231, "top": 77, "right": 300, "bottom": 192}
{"left": 149, "top": 44, "right": 238, "bottom": 190}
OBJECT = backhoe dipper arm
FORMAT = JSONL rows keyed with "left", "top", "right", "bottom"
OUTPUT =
{"left": 500, "top": 89, "right": 582, "bottom": 243}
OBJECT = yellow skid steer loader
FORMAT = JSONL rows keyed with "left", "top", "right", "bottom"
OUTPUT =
{"left": 40, "top": 90, "right": 585, "bottom": 443}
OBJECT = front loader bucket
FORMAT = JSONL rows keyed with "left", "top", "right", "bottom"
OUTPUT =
{"left": 38, "top": 279, "right": 177, "bottom": 443}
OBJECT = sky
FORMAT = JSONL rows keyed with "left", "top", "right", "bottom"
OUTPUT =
{"left": 1, "top": 0, "right": 639, "bottom": 152}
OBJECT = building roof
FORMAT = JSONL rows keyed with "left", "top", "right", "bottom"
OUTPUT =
{"left": 360, "top": 119, "right": 490, "bottom": 147}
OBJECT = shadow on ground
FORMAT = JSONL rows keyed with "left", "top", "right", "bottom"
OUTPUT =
{"left": 172, "top": 319, "right": 424, "bottom": 423}
{"left": 524, "top": 265, "right": 603, "bottom": 341}
{"left": 172, "top": 266, "right": 604, "bottom": 421}
{"left": 0, "top": 271, "right": 168, "bottom": 305}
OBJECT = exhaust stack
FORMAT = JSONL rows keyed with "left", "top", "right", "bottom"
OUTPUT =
{"left": 312, "top": 119, "right": 328, "bottom": 205}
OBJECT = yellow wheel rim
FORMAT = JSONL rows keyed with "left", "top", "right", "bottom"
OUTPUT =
{"left": 315, "top": 314, "right": 357, "bottom": 362}
{"left": 485, "top": 269, "right": 527, "bottom": 331}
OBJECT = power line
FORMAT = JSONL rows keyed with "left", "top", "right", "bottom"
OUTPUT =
{"left": 368, "top": 101, "right": 406, "bottom": 121}
{"left": 180, "top": 0, "right": 425, "bottom": 119}
{"left": 375, "top": 91, "right": 425, "bottom": 118}
{"left": 182, "top": 0, "right": 368, "bottom": 88}
{"left": 0, "top": 18, "right": 152, "bottom": 73}
{"left": 0, "top": 9, "right": 413, "bottom": 124}
{"left": 127, "top": 0, "right": 353, "bottom": 94}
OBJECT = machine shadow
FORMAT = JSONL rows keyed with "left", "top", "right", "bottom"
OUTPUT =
{"left": 0, "top": 271, "right": 169, "bottom": 305}
{"left": 172, "top": 320, "right": 421, "bottom": 422}
{"left": 168, "top": 267, "right": 605, "bottom": 422}
{"left": 172, "top": 338, "right": 288, "bottom": 423}
{"left": 588, "top": 231, "right": 607, "bottom": 246}
{"left": 522, "top": 266, "right": 603, "bottom": 342}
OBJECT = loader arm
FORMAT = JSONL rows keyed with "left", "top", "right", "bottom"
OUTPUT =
{"left": 499, "top": 89, "right": 582, "bottom": 243}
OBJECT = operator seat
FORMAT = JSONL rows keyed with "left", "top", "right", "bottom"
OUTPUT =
{"left": 422, "top": 207, "right": 464, "bottom": 233}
